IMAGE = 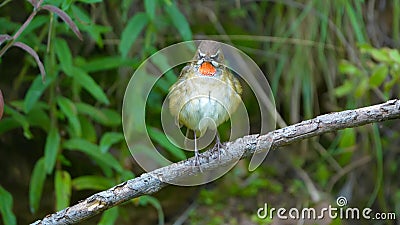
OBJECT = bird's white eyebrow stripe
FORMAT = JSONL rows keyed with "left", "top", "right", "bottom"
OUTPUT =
{"left": 210, "top": 50, "right": 220, "bottom": 58}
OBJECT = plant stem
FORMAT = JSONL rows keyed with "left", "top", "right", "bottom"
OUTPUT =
{"left": 0, "top": 4, "right": 39, "bottom": 58}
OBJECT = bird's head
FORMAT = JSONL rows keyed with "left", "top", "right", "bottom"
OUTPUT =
{"left": 194, "top": 40, "right": 224, "bottom": 76}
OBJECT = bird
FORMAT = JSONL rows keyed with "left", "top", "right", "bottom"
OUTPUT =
{"left": 168, "top": 40, "right": 242, "bottom": 167}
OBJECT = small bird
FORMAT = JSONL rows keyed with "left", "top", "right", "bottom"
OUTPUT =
{"left": 168, "top": 40, "right": 242, "bottom": 166}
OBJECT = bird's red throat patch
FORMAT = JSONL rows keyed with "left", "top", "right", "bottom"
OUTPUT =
{"left": 198, "top": 62, "right": 216, "bottom": 76}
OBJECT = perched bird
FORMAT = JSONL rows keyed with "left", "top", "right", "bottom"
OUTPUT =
{"left": 168, "top": 40, "right": 242, "bottom": 166}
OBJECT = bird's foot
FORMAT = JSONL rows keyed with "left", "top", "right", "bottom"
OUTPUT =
{"left": 212, "top": 138, "right": 225, "bottom": 161}
{"left": 194, "top": 152, "right": 203, "bottom": 172}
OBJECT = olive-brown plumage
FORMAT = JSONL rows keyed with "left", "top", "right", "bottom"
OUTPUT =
{"left": 168, "top": 40, "right": 242, "bottom": 165}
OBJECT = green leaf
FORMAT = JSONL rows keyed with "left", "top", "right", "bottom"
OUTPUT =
{"left": 369, "top": 64, "right": 388, "bottom": 87}
{"left": 77, "top": 56, "right": 138, "bottom": 72}
{"left": 334, "top": 80, "right": 353, "bottom": 97}
{"left": 148, "top": 127, "right": 186, "bottom": 160}
{"left": 61, "top": 0, "right": 73, "bottom": 10}
{"left": 315, "top": 164, "right": 329, "bottom": 187}
{"left": 355, "top": 78, "right": 369, "bottom": 97}
{"left": 0, "top": 118, "right": 20, "bottom": 135}
{"left": 72, "top": 176, "right": 115, "bottom": 190}
{"left": 368, "top": 124, "right": 383, "bottom": 206}
{"left": 145, "top": 0, "right": 157, "bottom": 21}
{"left": 388, "top": 49, "right": 400, "bottom": 64}
{"left": 71, "top": 4, "right": 90, "bottom": 23}
{"left": 100, "top": 132, "right": 124, "bottom": 153}
{"left": 384, "top": 76, "right": 399, "bottom": 93}
{"left": 139, "top": 196, "right": 164, "bottom": 225}
{"left": 119, "top": 12, "right": 149, "bottom": 58}
{"left": 4, "top": 105, "right": 32, "bottom": 139}
{"left": 0, "top": 18, "right": 19, "bottom": 32}
{"left": 150, "top": 53, "right": 178, "bottom": 91}
{"left": 339, "top": 128, "right": 355, "bottom": 148}
{"left": 164, "top": 3, "right": 192, "bottom": 41}
{"left": 57, "top": 96, "right": 82, "bottom": 136}
{"left": 82, "top": 24, "right": 111, "bottom": 48}
{"left": 120, "top": 170, "right": 135, "bottom": 181}
{"left": 344, "top": 1, "right": 365, "bottom": 43}
{"left": 10, "top": 100, "right": 23, "bottom": 111}
{"left": 65, "top": 140, "right": 113, "bottom": 177}
{"left": 79, "top": 115, "right": 97, "bottom": 142}
{"left": 358, "top": 43, "right": 373, "bottom": 53}
{"left": 102, "top": 109, "right": 122, "bottom": 126}
{"left": 55, "top": 170, "right": 71, "bottom": 210}
{"left": 76, "top": 102, "right": 108, "bottom": 123}
{"left": 23, "top": 75, "right": 53, "bottom": 113}
{"left": 44, "top": 127, "right": 60, "bottom": 174}
{"left": 63, "top": 138, "right": 123, "bottom": 173}
{"left": 76, "top": 103, "right": 120, "bottom": 126}
{"left": 0, "top": 186, "right": 16, "bottom": 225}
{"left": 71, "top": 67, "right": 110, "bottom": 105}
{"left": 77, "top": 0, "right": 103, "bottom": 3}
{"left": 59, "top": 154, "right": 72, "bottom": 167}
{"left": 55, "top": 38, "right": 73, "bottom": 75}
{"left": 29, "top": 158, "right": 46, "bottom": 213}
{"left": 369, "top": 48, "right": 391, "bottom": 62}
{"left": 26, "top": 105, "right": 51, "bottom": 131}
{"left": 24, "top": 15, "right": 48, "bottom": 34}
{"left": 98, "top": 206, "right": 119, "bottom": 225}
{"left": 338, "top": 60, "right": 361, "bottom": 76}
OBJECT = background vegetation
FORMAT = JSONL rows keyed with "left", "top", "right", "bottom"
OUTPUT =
{"left": 0, "top": 0, "right": 399, "bottom": 224}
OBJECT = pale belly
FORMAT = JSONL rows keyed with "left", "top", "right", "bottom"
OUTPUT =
{"left": 169, "top": 76, "right": 241, "bottom": 134}
{"left": 179, "top": 96, "right": 229, "bottom": 133}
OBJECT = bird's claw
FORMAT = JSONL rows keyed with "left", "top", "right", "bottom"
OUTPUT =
{"left": 212, "top": 136, "right": 224, "bottom": 161}
{"left": 194, "top": 153, "right": 203, "bottom": 172}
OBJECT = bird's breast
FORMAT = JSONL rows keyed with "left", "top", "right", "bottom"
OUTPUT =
{"left": 168, "top": 76, "right": 241, "bottom": 133}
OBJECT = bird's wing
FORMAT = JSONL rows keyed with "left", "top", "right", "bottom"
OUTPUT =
{"left": 169, "top": 65, "right": 191, "bottom": 91}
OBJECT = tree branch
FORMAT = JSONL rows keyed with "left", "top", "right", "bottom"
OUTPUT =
{"left": 32, "top": 99, "right": 400, "bottom": 225}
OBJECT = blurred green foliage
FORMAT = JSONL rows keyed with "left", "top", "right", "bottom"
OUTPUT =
{"left": 0, "top": 0, "right": 399, "bottom": 225}
{"left": 337, "top": 45, "right": 400, "bottom": 100}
